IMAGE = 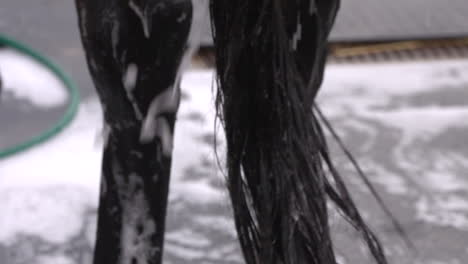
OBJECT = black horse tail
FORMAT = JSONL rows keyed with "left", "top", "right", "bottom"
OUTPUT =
{"left": 210, "top": 0, "right": 388, "bottom": 263}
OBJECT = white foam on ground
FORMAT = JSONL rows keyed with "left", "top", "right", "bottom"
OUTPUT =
{"left": 424, "top": 170, "right": 467, "bottom": 193}
{"left": 37, "top": 254, "right": 75, "bottom": 264}
{"left": 0, "top": 186, "right": 94, "bottom": 246}
{"left": 0, "top": 48, "right": 67, "bottom": 108}
{"left": 171, "top": 179, "right": 225, "bottom": 204}
{"left": 0, "top": 71, "right": 223, "bottom": 245}
{"left": 166, "top": 228, "right": 212, "bottom": 248}
{"left": 319, "top": 59, "right": 468, "bottom": 114}
{"left": 319, "top": 60, "right": 468, "bottom": 231}
{"left": 321, "top": 60, "right": 468, "bottom": 97}
{"left": 0, "top": 98, "right": 102, "bottom": 193}
{"left": 416, "top": 196, "right": 468, "bottom": 231}
{"left": 0, "top": 99, "right": 101, "bottom": 245}
{"left": 360, "top": 160, "right": 409, "bottom": 195}
{"left": 361, "top": 106, "right": 468, "bottom": 148}
{"left": 171, "top": 70, "right": 225, "bottom": 202}
{"left": 0, "top": 61, "right": 467, "bottom": 250}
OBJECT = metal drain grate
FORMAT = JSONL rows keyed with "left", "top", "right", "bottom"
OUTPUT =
{"left": 329, "top": 38, "right": 468, "bottom": 63}
{"left": 192, "top": 38, "right": 468, "bottom": 68}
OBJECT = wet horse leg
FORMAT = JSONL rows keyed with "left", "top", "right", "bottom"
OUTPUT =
{"left": 75, "top": 0, "right": 193, "bottom": 263}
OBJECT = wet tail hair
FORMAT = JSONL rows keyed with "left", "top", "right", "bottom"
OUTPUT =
{"left": 210, "top": 0, "right": 389, "bottom": 263}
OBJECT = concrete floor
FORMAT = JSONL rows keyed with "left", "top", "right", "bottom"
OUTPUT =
{"left": 1, "top": 1, "right": 468, "bottom": 264}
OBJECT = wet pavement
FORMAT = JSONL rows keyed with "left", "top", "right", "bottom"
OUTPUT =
{"left": 0, "top": 0, "right": 92, "bottom": 152}
{"left": 0, "top": 0, "right": 94, "bottom": 98}
{"left": 1, "top": 1, "right": 468, "bottom": 264}
{"left": 2, "top": 63, "right": 468, "bottom": 264}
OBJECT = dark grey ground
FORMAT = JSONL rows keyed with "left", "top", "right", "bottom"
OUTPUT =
{"left": 0, "top": 0, "right": 93, "bottom": 98}
{"left": 198, "top": 0, "right": 468, "bottom": 44}
{"left": 0, "top": 0, "right": 92, "bottom": 151}
{"left": 1, "top": 0, "right": 467, "bottom": 98}
{"left": 1, "top": 1, "right": 468, "bottom": 264}
{"left": 332, "top": 0, "right": 468, "bottom": 41}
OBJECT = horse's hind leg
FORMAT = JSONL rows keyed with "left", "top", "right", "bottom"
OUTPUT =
{"left": 75, "top": 0, "right": 193, "bottom": 263}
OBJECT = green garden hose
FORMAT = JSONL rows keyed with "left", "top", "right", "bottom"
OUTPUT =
{"left": 0, "top": 34, "right": 80, "bottom": 159}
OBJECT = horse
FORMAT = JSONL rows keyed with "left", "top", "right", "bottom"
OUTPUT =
{"left": 75, "top": 0, "right": 395, "bottom": 263}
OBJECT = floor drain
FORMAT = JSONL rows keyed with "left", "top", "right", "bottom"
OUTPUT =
{"left": 194, "top": 38, "right": 468, "bottom": 67}
{"left": 329, "top": 38, "right": 468, "bottom": 63}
